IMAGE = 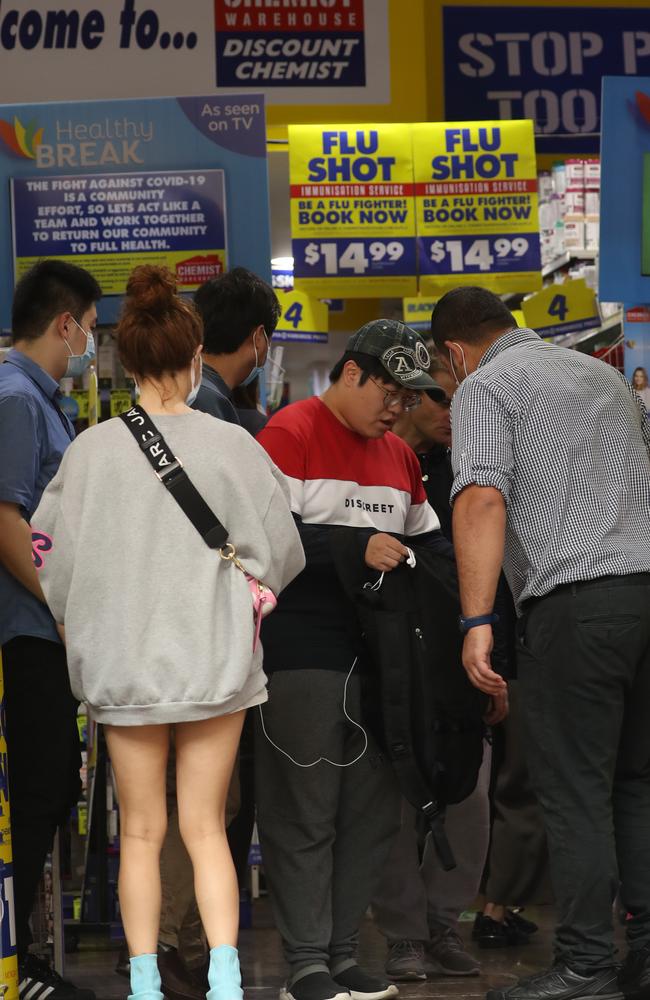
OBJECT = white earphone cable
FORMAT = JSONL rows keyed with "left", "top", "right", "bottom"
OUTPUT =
{"left": 258, "top": 656, "right": 368, "bottom": 768}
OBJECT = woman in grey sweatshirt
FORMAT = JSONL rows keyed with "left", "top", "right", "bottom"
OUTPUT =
{"left": 32, "top": 266, "right": 305, "bottom": 1000}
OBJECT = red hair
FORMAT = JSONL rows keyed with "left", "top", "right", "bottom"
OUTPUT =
{"left": 117, "top": 265, "right": 203, "bottom": 379}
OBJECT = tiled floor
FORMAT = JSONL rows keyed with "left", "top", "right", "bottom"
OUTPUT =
{"left": 63, "top": 903, "right": 567, "bottom": 1000}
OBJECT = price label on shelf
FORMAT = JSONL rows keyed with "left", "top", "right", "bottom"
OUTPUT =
{"left": 403, "top": 296, "right": 438, "bottom": 327}
{"left": 110, "top": 390, "right": 134, "bottom": 418}
{"left": 273, "top": 289, "right": 329, "bottom": 344}
{"left": 522, "top": 278, "right": 600, "bottom": 337}
{"left": 422, "top": 235, "right": 538, "bottom": 276}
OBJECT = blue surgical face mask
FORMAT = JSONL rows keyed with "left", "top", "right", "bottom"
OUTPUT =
{"left": 64, "top": 317, "right": 95, "bottom": 378}
{"left": 186, "top": 354, "right": 202, "bottom": 406}
{"left": 239, "top": 328, "right": 268, "bottom": 387}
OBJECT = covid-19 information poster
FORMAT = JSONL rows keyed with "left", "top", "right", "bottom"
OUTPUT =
{"left": 11, "top": 169, "right": 227, "bottom": 294}
{"left": 412, "top": 119, "right": 541, "bottom": 295}
{"left": 0, "top": 93, "right": 270, "bottom": 327}
{"left": 289, "top": 123, "right": 418, "bottom": 298}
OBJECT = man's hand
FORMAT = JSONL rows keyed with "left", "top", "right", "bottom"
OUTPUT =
{"left": 0, "top": 502, "right": 46, "bottom": 603}
{"left": 483, "top": 687, "right": 509, "bottom": 725}
{"left": 365, "top": 533, "right": 409, "bottom": 572}
{"left": 462, "top": 624, "right": 508, "bottom": 696}
{"left": 56, "top": 623, "right": 66, "bottom": 645}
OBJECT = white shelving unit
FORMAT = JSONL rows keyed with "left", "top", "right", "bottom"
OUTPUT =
{"left": 541, "top": 249, "right": 597, "bottom": 278}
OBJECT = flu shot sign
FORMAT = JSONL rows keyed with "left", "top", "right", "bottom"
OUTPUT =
{"left": 289, "top": 123, "right": 417, "bottom": 298}
{"left": 412, "top": 119, "right": 541, "bottom": 295}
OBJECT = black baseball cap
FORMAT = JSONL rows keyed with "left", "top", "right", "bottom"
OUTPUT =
{"left": 347, "top": 319, "right": 445, "bottom": 400}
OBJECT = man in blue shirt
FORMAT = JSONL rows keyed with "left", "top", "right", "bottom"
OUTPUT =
{"left": 192, "top": 266, "right": 280, "bottom": 424}
{"left": 0, "top": 259, "right": 101, "bottom": 1000}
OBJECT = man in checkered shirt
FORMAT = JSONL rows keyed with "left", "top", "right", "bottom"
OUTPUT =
{"left": 430, "top": 287, "right": 650, "bottom": 1000}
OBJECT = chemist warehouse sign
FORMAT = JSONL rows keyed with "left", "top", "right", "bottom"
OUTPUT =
{"left": 216, "top": 0, "right": 368, "bottom": 88}
{"left": 0, "top": 1, "right": 389, "bottom": 108}
{"left": 443, "top": 5, "right": 650, "bottom": 154}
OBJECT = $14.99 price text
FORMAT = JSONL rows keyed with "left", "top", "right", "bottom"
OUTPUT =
{"left": 302, "top": 240, "right": 405, "bottom": 275}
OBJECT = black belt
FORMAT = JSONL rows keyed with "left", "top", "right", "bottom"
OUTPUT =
{"left": 521, "top": 572, "right": 650, "bottom": 614}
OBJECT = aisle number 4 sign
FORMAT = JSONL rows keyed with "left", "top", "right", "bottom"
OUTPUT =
{"left": 273, "top": 290, "right": 329, "bottom": 344}
{"left": 522, "top": 279, "right": 600, "bottom": 338}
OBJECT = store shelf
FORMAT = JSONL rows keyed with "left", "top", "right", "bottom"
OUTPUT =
{"left": 596, "top": 311, "right": 624, "bottom": 334}
{"left": 554, "top": 310, "right": 623, "bottom": 350}
{"left": 501, "top": 291, "right": 525, "bottom": 305}
{"left": 541, "top": 249, "right": 597, "bottom": 278}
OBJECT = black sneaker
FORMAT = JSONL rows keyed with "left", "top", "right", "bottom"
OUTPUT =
{"left": 385, "top": 940, "right": 427, "bottom": 982}
{"left": 619, "top": 945, "right": 650, "bottom": 1000}
{"left": 280, "top": 972, "right": 351, "bottom": 1000}
{"left": 507, "top": 909, "right": 539, "bottom": 936}
{"left": 19, "top": 954, "right": 97, "bottom": 1000}
{"left": 332, "top": 965, "right": 399, "bottom": 1000}
{"left": 426, "top": 927, "right": 480, "bottom": 976}
{"left": 486, "top": 964, "right": 623, "bottom": 1000}
{"left": 473, "top": 913, "right": 530, "bottom": 948}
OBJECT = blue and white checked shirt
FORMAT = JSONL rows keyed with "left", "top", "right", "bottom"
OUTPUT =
{"left": 450, "top": 328, "right": 650, "bottom": 610}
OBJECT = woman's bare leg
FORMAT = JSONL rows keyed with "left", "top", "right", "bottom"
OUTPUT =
{"left": 175, "top": 711, "right": 245, "bottom": 947}
{"left": 105, "top": 723, "right": 170, "bottom": 956}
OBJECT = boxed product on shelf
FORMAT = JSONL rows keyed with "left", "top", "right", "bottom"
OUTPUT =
{"left": 565, "top": 219, "right": 586, "bottom": 250}
{"left": 538, "top": 158, "right": 601, "bottom": 268}
{"left": 565, "top": 188, "right": 585, "bottom": 217}
{"left": 584, "top": 158, "right": 601, "bottom": 188}
{"left": 585, "top": 218, "right": 599, "bottom": 251}
{"left": 566, "top": 158, "right": 585, "bottom": 189}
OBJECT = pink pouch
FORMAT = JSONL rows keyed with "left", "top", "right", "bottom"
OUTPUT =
{"left": 220, "top": 544, "right": 277, "bottom": 651}
{"left": 246, "top": 574, "right": 278, "bottom": 651}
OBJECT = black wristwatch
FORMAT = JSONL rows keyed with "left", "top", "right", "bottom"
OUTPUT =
{"left": 459, "top": 613, "right": 500, "bottom": 634}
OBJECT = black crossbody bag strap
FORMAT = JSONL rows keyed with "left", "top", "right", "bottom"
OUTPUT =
{"left": 119, "top": 405, "right": 229, "bottom": 550}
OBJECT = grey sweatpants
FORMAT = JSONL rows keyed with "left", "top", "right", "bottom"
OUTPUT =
{"left": 372, "top": 745, "right": 491, "bottom": 943}
{"left": 255, "top": 668, "right": 401, "bottom": 984}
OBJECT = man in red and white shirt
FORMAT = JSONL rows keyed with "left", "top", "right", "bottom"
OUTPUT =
{"left": 256, "top": 320, "right": 449, "bottom": 1000}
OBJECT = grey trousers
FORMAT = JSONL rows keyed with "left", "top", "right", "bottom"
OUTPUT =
{"left": 483, "top": 682, "right": 550, "bottom": 906}
{"left": 372, "top": 744, "right": 491, "bottom": 943}
{"left": 255, "top": 669, "right": 401, "bottom": 984}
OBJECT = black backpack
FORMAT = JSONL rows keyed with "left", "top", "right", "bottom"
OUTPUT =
{"left": 330, "top": 533, "right": 487, "bottom": 870}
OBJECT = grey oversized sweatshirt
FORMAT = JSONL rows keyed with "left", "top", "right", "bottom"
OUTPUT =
{"left": 33, "top": 411, "right": 305, "bottom": 725}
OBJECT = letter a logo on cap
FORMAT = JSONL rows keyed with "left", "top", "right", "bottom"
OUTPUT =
{"left": 382, "top": 345, "right": 421, "bottom": 382}
{"left": 393, "top": 355, "right": 412, "bottom": 374}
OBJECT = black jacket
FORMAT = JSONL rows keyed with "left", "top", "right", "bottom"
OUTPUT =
{"left": 330, "top": 529, "right": 488, "bottom": 866}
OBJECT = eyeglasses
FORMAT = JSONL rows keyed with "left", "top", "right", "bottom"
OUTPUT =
{"left": 368, "top": 377, "right": 421, "bottom": 412}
